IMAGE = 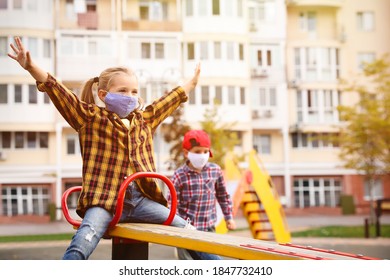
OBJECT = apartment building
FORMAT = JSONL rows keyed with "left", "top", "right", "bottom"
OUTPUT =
{"left": 285, "top": 0, "right": 390, "bottom": 211}
{"left": 0, "top": 0, "right": 389, "bottom": 223}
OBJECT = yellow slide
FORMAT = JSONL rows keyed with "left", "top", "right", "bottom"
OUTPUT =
{"left": 216, "top": 151, "right": 290, "bottom": 244}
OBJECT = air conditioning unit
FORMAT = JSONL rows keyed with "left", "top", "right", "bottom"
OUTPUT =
{"left": 252, "top": 109, "right": 273, "bottom": 119}
{"left": 252, "top": 109, "right": 260, "bottom": 119}
{"left": 263, "top": 109, "right": 273, "bottom": 118}
{"left": 251, "top": 67, "right": 269, "bottom": 78}
{"left": 0, "top": 151, "right": 6, "bottom": 161}
{"left": 288, "top": 80, "right": 299, "bottom": 89}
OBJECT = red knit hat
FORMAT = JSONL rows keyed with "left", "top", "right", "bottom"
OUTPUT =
{"left": 182, "top": 130, "right": 213, "bottom": 157}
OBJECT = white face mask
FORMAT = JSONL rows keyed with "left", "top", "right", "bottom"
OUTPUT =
{"left": 187, "top": 152, "right": 209, "bottom": 170}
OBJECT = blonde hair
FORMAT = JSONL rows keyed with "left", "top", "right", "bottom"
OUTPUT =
{"left": 80, "top": 66, "right": 144, "bottom": 109}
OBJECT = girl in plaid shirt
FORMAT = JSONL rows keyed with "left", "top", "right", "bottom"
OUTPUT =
{"left": 9, "top": 36, "right": 219, "bottom": 260}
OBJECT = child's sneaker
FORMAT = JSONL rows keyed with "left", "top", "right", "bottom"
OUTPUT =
{"left": 184, "top": 218, "right": 196, "bottom": 230}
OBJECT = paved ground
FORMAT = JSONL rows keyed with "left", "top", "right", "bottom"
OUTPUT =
{"left": 0, "top": 214, "right": 389, "bottom": 260}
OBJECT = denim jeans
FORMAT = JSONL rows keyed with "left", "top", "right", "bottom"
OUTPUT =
{"left": 63, "top": 184, "right": 221, "bottom": 260}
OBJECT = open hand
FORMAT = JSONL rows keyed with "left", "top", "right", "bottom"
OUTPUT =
{"left": 8, "top": 36, "right": 33, "bottom": 71}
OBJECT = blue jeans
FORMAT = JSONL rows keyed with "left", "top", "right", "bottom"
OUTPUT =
{"left": 63, "top": 184, "right": 221, "bottom": 260}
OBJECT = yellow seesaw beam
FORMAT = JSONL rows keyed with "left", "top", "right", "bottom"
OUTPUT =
{"left": 107, "top": 223, "right": 367, "bottom": 260}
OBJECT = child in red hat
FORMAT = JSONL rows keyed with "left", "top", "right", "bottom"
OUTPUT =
{"left": 172, "top": 130, "right": 236, "bottom": 259}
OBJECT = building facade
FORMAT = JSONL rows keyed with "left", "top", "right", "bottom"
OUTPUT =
{"left": 0, "top": 0, "right": 389, "bottom": 223}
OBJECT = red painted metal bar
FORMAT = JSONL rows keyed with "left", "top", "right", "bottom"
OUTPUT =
{"left": 61, "top": 186, "right": 82, "bottom": 228}
{"left": 240, "top": 244, "right": 330, "bottom": 260}
{"left": 280, "top": 243, "right": 380, "bottom": 260}
{"left": 61, "top": 172, "right": 177, "bottom": 228}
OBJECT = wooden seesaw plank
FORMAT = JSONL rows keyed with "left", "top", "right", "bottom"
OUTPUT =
{"left": 108, "top": 223, "right": 369, "bottom": 260}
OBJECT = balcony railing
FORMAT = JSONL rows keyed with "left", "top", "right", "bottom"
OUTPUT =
{"left": 121, "top": 20, "right": 181, "bottom": 32}
{"left": 77, "top": 12, "right": 98, "bottom": 30}
{"left": 287, "top": 0, "right": 344, "bottom": 8}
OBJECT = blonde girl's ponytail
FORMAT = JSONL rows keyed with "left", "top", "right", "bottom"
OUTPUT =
{"left": 80, "top": 77, "right": 98, "bottom": 104}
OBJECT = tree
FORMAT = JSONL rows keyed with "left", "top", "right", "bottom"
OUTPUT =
{"left": 200, "top": 101, "right": 239, "bottom": 169}
{"left": 161, "top": 104, "right": 191, "bottom": 170}
{"left": 337, "top": 55, "right": 390, "bottom": 223}
{"left": 161, "top": 101, "right": 239, "bottom": 170}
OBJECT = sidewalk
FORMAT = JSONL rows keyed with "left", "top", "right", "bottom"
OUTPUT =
{"left": 0, "top": 214, "right": 389, "bottom": 259}
{"left": 1, "top": 213, "right": 389, "bottom": 236}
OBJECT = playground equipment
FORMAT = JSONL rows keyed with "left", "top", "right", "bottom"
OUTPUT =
{"left": 216, "top": 150, "right": 290, "bottom": 244}
{"left": 62, "top": 171, "right": 380, "bottom": 260}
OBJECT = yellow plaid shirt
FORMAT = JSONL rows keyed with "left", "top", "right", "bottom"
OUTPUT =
{"left": 37, "top": 74, "right": 188, "bottom": 217}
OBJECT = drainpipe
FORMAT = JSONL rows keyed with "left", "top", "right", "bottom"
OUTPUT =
{"left": 55, "top": 122, "right": 64, "bottom": 221}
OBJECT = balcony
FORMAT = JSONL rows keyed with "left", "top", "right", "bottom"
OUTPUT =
{"left": 122, "top": 20, "right": 181, "bottom": 32}
{"left": 286, "top": 0, "right": 344, "bottom": 8}
{"left": 77, "top": 12, "right": 98, "bottom": 30}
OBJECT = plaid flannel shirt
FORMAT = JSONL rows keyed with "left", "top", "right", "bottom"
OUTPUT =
{"left": 37, "top": 74, "right": 187, "bottom": 217}
{"left": 171, "top": 162, "right": 233, "bottom": 231}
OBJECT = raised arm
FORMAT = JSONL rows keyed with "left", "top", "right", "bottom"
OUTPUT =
{"left": 8, "top": 36, "right": 48, "bottom": 83}
{"left": 182, "top": 62, "right": 201, "bottom": 95}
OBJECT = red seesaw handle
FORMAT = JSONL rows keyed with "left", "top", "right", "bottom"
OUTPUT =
{"left": 61, "top": 172, "right": 177, "bottom": 228}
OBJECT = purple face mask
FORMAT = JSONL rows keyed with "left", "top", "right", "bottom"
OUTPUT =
{"left": 104, "top": 93, "right": 138, "bottom": 118}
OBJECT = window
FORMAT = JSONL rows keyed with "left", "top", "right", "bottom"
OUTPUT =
{"left": 295, "top": 47, "right": 339, "bottom": 81}
{"left": 1, "top": 186, "right": 51, "bottom": 216}
{"left": 239, "top": 44, "right": 244, "bottom": 61}
{"left": 39, "top": 132, "right": 49, "bottom": 148}
{"left": 15, "top": 132, "right": 24, "bottom": 149}
{"left": 155, "top": 43, "right": 164, "bottom": 59}
{"left": 240, "top": 87, "right": 245, "bottom": 105}
{"left": 43, "top": 93, "right": 50, "bottom": 104}
{"left": 297, "top": 89, "right": 340, "bottom": 123}
{"left": 0, "top": 0, "right": 7, "bottom": 9}
{"left": 28, "top": 37, "right": 38, "bottom": 57}
{"left": 214, "top": 42, "right": 221, "bottom": 59}
{"left": 237, "top": 0, "right": 243, "bottom": 17}
{"left": 188, "top": 90, "right": 196, "bottom": 105}
{"left": 14, "top": 85, "right": 22, "bottom": 103}
{"left": 257, "top": 50, "right": 263, "bottom": 66}
{"left": 27, "top": 132, "right": 37, "bottom": 148}
{"left": 364, "top": 179, "right": 383, "bottom": 200}
{"left": 266, "top": 50, "right": 272, "bottom": 66}
{"left": 198, "top": 0, "right": 207, "bottom": 16}
{"left": 186, "top": 0, "right": 193, "bottom": 16}
{"left": 200, "top": 41, "right": 208, "bottom": 59}
{"left": 257, "top": 87, "right": 277, "bottom": 107}
{"left": 201, "top": 86, "right": 209, "bottom": 105}
{"left": 357, "top": 52, "right": 375, "bottom": 71}
{"left": 187, "top": 43, "right": 195, "bottom": 60}
{"left": 293, "top": 178, "right": 342, "bottom": 208}
{"left": 215, "top": 86, "right": 222, "bottom": 104}
{"left": 141, "top": 43, "right": 151, "bottom": 59}
{"left": 29, "top": 85, "right": 37, "bottom": 104}
{"left": 27, "top": 0, "right": 37, "bottom": 11}
{"left": 292, "top": 132, "right": 339, "bottom": 149}
{"left": 65, "top": 0, "right": 76, "bottom": 20}
{"left": 357, "top": 12, "right": 374, "bottom": 31}
{"left": 67, "top": 134, "right": 80, "bottom": 155}
{"left": 1, "top": 132, "right": 11, "bottom": 148}
{"left": 212, "top": 0, "right": 220, "bottom": 15}
{"left": 13, "top": 0, "right": 22, "bottom": 9}
{"left": 0, "top": 84, "right": 7, "bottom": 104}
{"left": 0, "top": 36, "right": 7, "bottom": 56}
{"left": 228, "top": 86, "right": 235, "bottom": 105}
{"left": 139, "top": 0, "right": 167, "bottom": 20}
{"left": 257, "top": 47, "right": 274, "bottom": 67}
{"left": 227, "top": 42, "right": 234, "bottom": 60}
{"left": 253, "top": 134, "right": 271, "bottom": 155}
{"left": 299, "top": 11, "right": 316, "bottom": 33}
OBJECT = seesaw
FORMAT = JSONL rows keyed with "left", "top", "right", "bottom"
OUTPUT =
{"left": 62, "top": 172, "right": 380, "bottom": 260}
